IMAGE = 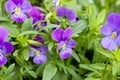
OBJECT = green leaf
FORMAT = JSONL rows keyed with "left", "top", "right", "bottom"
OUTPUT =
{"left": 17, "top": 30, "right": 39, "bottom": 37}
{"left": 43, "top": 63, "right": 57, "bottom": 80}
{"left": 72, "top": 20, "right": 87, "bottom": 37}
{"left": 67, "top": 67, "right": 81, "bottom": 79}
{"left": 3, "top": 63, "right": 15, "bottom": 77}
{"left": 96, "top": 48, "right": 114, "bottom": 59}
{"left": 21, "top": 18, "right": 33, "bottom": 32}
{"left": 0, "top": 17, "right": 8, "bottom": 21}
{"left": 72, "top": 52, "right": 80, "bottom": 62}
{"left": 112, "top": 61, "right": 120, "bottom": 76}
{"left": 48, "top": 42, "right": 54, "bottom": 51}
{"left": 23, "top": 48, "right": 30, "bottom": 61}
{"left": 96, "top": 9, "right": 106, "bottom": 26}
{"left": 26, "top": 68, "right": 37, "bottom": 78}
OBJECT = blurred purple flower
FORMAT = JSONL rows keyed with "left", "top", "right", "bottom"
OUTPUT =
{"left": 28, "top": 6, "right": 47, "bottom": 30}
{"left": 0, "top": 26, "right": 14, "bottom": 66}
{"left": 56, "top": 7, "right": 77, "bottom": 23}
{"left": 100, "top": 13, "right": 120, "bottom": 50}
{"left": 5, "top": 0, "right": 32, "bottom": 22}
{"left": 30, "top": 45, "right": 48, "bottom": 64}
{"left": 53, "top": 0, "right": 60, "bottom": 6}
{"left": 52, "top": 27, "right": 76, "bottom": 59}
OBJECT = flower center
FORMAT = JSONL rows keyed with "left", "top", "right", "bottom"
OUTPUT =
{"left": 15, "top": 7, "right": 21, "bottom": 14}
{"left": 111, "top": 32, "right": 117, "bottom": 39}
{"left": 37, "top": 23, "right": 41, "bottom": 28}
{"left": 36, "top": 51, "right": 40, "bottom": 56}
{"left": 62, "top": 44, "right": 66, "bottom": 49}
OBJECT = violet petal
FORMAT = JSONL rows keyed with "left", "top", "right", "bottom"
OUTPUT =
{"left": 20, "top": 1, "right": 32, "bottom": 13}
{"left": 11, "top": 12, "right": 27, "bottom": 22}
{"left": 56, "top": 7, "right": 67, "bottom": 17}
{"left": 57, "top": 41, "right": 65, "bottom": 50}
{"left": 63, "top": 27, "right": 73, "bottom": 41}
{"left": 101, "top": 36, "right": 117, "bottom": 50}
{"left": 100, "top": 24, "right": 113, "bottom": 36}
{"left": 0, "top": 26, "right": 9, "bottom": 45}
{"left": 1, "top": 42, "right": 14, "bottom": 54}
{"left": 33, "top": 55, "right": 47, "bottom": 64}
{"left": 59, "top": 48, "right": 72, "bottom": 59}
{"left": 52, "top": 28, "right": 64, "bottom": 42}
{"left": 12, "top": 0, "right": 24, "bottom": 5}
{"left": 66, "top": 9, "right": 77, "bottom": 22}
{"left": 5, "top": 0, "right": 16, "bottom": 13}
{"left": 66, "top": 40, "right": 76, "bottom": 48}
{"left": 0, "top": 53, "right": 7, "bottom": 66}
{"left": 39, "top": 45, "right": 48, "bottom": 55}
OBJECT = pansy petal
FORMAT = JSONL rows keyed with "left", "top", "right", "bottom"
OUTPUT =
{"left": 0, "top": 53, "right": 7, "bottom": 66}
{"left": 52, "top": 28, "right": 64, "bottom": 42}
{"left": 66, "top": 9, "right": 77, "bottom": 22}
{"left": 12, "top": 0, "right": 24, "bottom": 5}
{"left": 1, "top": 42, "right": 14, "bottom": 54}
{"left": 59, "top": 48, "right": 72, "bottom": 59}
{"left": 66, "top": 40, "right": 76, "bottom": 48}
{"left": 28, "top": 6, "right": 41, "bottom": 19}
{"left": 5, "top": 0, "right": 16, "bottom": 13}
{"left": 57, "top": 41, "right": 65, "bottom": 50}
{"left": 30, "top": 50, "right": 35, "bottom": 57}
{"left": 115, "top": 35, "right": 120, "bottom": 45}
{"left": 0, "top": 26, "right": 9, "bottom": 44}
{"left": 11, "top": 12, "right": 27, "bottom": 22}
{"left": 107, "top": 13, "right": 120, "bottom": 28}
{"left": 63, "top": 27, "right": 73, "bottom": 41}
{"left": 100, "top": 24, "right": 113, "bottom": 36}
{"left": 101, "top": 36, "right": 117, "bottom": 50}
{"left": 20, "top": 1, "right": 32, "bottom": 13}
{"left": 39, "top": 45, "right": 48, "bottom": 55}
{"left": 56, "top": 7, "right": 67, "bottom": 17}
{"left": 34, "top": 34, "right": 44, "bottom": 43}
{"left": 33, "top": 55, "right": 47, "bottom": 64}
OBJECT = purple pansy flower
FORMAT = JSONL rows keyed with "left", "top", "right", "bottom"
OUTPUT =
{"left": 30, "top": 45, "right": 48, "bottom": 64}
{"left": 28, "top": 6, "right": 47, "bottom": 30}
{"left": 30, "top": 35, "right": 48, "bottom": 64}
{"left": 56, "top": 7, "right": 77, "bottom": 23}
{"left": 100, "top": 13, "right": 120, "bottom": 50}
{"left": 52, "top": 27, "right": 76, "bottom": 59}
{"left": 5, "top": 0, "right": 32, "bottom": 22}
{"left": 0, "top": 26, "right": 14, "bottom": 66}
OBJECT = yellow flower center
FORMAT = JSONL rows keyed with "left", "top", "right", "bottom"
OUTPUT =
{"left": 111, "top": 32, "right": 117, "bottom": 39}
{"left": 15, "top": 7, "right": 21, "bottom": 14}
{"left": 37, "top": 23, "right": 41, "bottom": 28}
{"left": 36, "top": 51, "right": 40, "bottom": 56}
{"left": 62, "top": 44, "right": 66, "bottom": 49}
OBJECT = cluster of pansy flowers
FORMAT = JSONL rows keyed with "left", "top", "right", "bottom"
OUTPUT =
{"left": 4, "top": 0, "right": 78, "bottom": 65}
{"left": 100, "top": 13, "right": 120, "bottom": 50}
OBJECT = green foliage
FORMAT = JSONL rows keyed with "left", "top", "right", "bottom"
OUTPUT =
{"left": 43, "top": 63, "right": 57, "bottom": 80}
{"left": 0, "top": 0, "right": 120, "bottom": 80}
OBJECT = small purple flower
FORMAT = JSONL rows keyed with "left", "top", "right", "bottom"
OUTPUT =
{"left": 5, "top": 0, "right": 32, "bottom": 22}
{"left": 53, "top": 0, "right": 60, "bottom": 6}
{"left": 30, "top": 45, "right": 48, "bottom": 64}
{"left": 0, "top": 26, "right": 14, "bottom": 66}
{"left": 100, "top": 13, "right": 120, "bottom": 50}
{"left": 56, "top": 7, "right": 77, "bottom": 23}
{"left": 52, "top": 27, "right": 76, "bottom": 59}
{"left": 28, "top": 6, "right": 47, "bottom": 30}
